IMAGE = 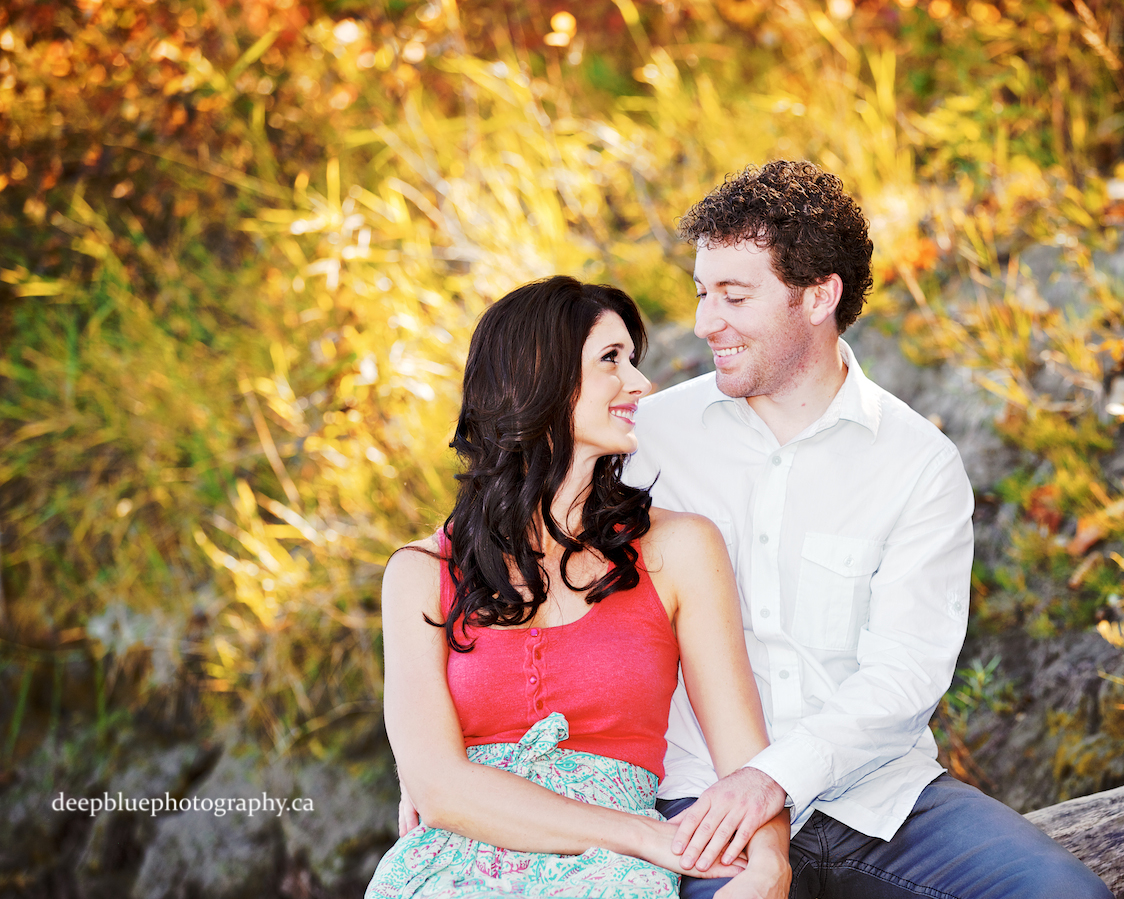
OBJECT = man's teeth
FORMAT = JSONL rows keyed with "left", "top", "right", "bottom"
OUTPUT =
{"left": 715, "top": 346, "right": 746, "bottom": 357}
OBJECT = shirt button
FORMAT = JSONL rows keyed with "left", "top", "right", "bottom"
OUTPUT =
{"left": 759, "top": 534, "right": 769, "bottom": 544}
{"left": 760, "top": 608, "right": 771, "bottom": 618}
{"left": 772, "top": 456, "right": 781, "bottom": 466}
{"left": 529, "top": 675, "right": 538, "bottom": 684}
{"left": 779, "top": 670, "right": 790, "bottom": 679}
{"left": 843, "top": 556, "right": 854, "bottom": 568}
{"left": 530, "top": 628, "right": 539, "bottom": 636}
{"left": 536, "top": 700, "right": 544, "bottom": 709}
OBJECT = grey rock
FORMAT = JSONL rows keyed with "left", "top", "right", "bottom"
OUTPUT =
{"left": 1021, "top": 243, "right": 1094, "bottom": 317}
{"left": 1021, "top": 244, "right": 1066, "bottom": 292}
{"left": 76, "top": 742, "right": 217, "bottom": 899}
{"left": 640, "top": 321, "right": 713, "bottom": 392}
{"left": 0, "top": 732, "right": 107, "bottom": 888}
{"left": 1093, "top": 247, "right": 1124, "bottom": 286}
{"left": 270, "top": 758, "right": 397, "bottom": 890}
{"left": 957, "top": 630, "right": 1124, "bottom": 814}
{"left": 131, "top": 751, "right": 284, "bottom": 899}
{"left": 1025, "top": 785, "right": 1124, "bottom": 898}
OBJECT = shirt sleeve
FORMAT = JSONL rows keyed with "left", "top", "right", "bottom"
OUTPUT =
{"left": 745, "top": 445, "right": 975, "bottom": 820}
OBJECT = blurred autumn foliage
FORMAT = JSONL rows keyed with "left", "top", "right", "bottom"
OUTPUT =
{"left": 1, "top": 0, "right": 1123, "bottom": 757}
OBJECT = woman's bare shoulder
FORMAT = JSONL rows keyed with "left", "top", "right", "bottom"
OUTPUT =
{"left": 384, "top": 532, "right": 445, "bottom": 599}
{"left": 641, "top": 508, "right": 728, "bottom": 577}
{"left": 646, "top": 507, "right": 726, "bottom": 548}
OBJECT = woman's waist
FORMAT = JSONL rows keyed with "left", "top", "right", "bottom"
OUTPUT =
{"left": 465, "top": 725, "right": 667, "bottom": 782}
{"left": 467, "top": 714, "right": 661, "bottom": 813}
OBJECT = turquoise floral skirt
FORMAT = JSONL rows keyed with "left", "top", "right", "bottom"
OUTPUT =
{"left": 365, "top": 713, "right": 680, "bottom": 898}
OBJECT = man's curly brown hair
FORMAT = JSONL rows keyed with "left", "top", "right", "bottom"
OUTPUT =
{"left": 677, "top": 160, "right": 874, "bottom": 333}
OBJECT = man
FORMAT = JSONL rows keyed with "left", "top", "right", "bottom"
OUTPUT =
{"left": 625, "top": 160, "right": 1111, "bottom": 898}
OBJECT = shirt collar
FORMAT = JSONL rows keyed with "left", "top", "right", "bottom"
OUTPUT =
{"left": 702, "top": 337, "right": 883, "bottom": 439}
{"left": 826, "top": 338, "right": 883, "bottom": 437}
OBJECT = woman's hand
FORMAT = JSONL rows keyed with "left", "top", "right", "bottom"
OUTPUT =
{"left": 715, "top": 812, "right": 791, "bottom": 899}
{"left": 714, "top": 860, "right": 790, "bottom": 899}
{"left": 398, "top": 778, "right": 420, "bottom": 837}
{"left": 636, "top": 818, "right": 749, "bottom": 880}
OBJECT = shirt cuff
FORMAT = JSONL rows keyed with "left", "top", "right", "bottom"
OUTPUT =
{"left": 743, "top": 738, "right": 832, "bottom": 821}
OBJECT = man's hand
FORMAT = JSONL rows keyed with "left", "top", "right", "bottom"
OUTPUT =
{"left": 670, "top": 767, "right": 787, "bottom": 871}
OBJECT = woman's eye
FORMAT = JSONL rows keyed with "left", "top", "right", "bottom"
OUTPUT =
{"left": 601, "top": 350, "right": 619, "bottom": 363}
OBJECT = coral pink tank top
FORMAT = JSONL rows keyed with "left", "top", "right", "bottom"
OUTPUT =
{"left": 440, "top": 540, "right": 680, "bottom": 779}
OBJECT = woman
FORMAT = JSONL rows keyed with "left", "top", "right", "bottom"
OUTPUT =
{"left": 366, "top": 277, "right": 789, "bottom": 898}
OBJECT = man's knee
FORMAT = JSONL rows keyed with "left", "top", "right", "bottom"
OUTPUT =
{"left": 1007, "top": 849, "right": 1113, "bottom": 899}
{"left": 909, "top": 776, "right": 1112, "bottom": 899}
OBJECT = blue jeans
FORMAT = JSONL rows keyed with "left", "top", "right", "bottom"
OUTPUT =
{"left": 657, "top": 775, "right": 1112, "bottom": 899}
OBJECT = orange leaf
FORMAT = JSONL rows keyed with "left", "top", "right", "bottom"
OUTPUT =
{"left": 1068, "top": 516, "right": 1106, "bottom": 557}
{"left": 1026, "top": 484, "right": 1063, "bottom": 533}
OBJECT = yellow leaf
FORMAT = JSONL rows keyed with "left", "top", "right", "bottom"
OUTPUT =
{"left": 610, "top": 0, "right": 640, "bottom": 25}
{"left": 15, "top": 280, "right": 68, "bottom": 297}
{"left": 1097, "top": 619, "right": 1124, "bottom": 649}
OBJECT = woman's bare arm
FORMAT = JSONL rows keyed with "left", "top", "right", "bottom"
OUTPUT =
{"left": 645, "top": 511, "right": 790, "bottom": 896}
{"left": 381, "top": 541, "right": 745, "bottom": 877}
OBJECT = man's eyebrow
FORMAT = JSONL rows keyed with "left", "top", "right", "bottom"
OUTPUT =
{"left": 693, "top": 276, "right": 759, "bottom": 289}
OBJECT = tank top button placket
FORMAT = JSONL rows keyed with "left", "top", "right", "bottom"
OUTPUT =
{"left": 525, "top": 627, "right": 546, "bottom": 717}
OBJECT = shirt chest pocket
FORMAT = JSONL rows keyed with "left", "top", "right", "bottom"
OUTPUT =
{"left": 791, "top": 533, "right": 882, "bottom": 651}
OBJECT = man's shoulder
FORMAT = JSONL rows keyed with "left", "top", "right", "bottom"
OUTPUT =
{"left": 860, "top": 373, "right": 963, "bottom": 468}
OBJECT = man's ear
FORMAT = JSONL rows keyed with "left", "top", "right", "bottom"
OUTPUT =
{"left": 806, "top": 274, "right": 843, "bottom": 328}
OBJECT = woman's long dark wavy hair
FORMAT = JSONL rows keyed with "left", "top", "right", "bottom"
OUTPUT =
{"left": 434, "top": 275, "right": 653, "bottom": 652}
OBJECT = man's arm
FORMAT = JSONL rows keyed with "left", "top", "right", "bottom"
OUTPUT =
{"left": 674, "top": 447, "right": 974, "bottom": 869}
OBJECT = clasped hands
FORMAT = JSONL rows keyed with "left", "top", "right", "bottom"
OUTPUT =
{"left": 666, "top": 766, "right": 790, "bottom": 899}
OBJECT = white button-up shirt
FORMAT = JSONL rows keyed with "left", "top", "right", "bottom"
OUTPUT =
{"left": 625, "top": 339, "right": 975, "bottom": 840}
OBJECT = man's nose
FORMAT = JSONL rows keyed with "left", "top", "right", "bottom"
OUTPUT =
{"left": 694, "top": 295, "right": 722, "bottom": 340}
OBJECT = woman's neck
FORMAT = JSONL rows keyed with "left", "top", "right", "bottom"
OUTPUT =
{"left": 538, "top": 458, "right": 596, "bottom": 552}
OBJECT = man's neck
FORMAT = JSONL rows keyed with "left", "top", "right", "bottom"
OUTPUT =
{"left": 746, "top": 342, "right": 848, "bottom": 446}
